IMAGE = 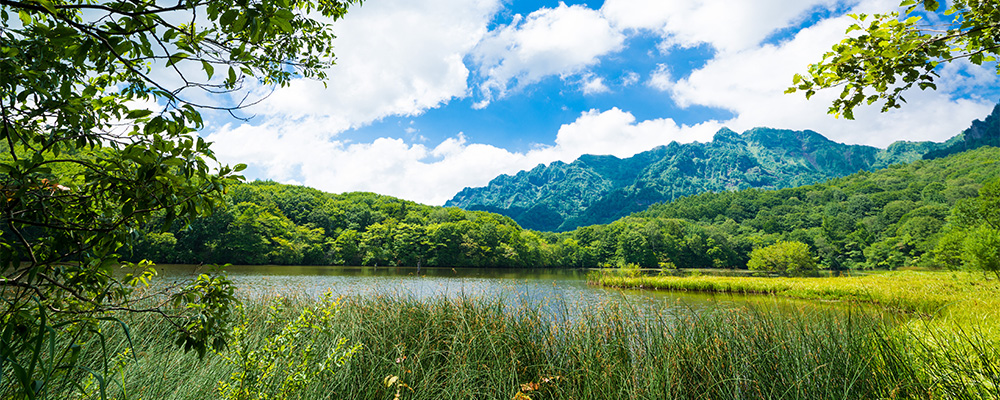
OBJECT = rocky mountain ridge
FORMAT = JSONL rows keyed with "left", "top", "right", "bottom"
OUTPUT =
{"left": 446, "top": 104, "right": 1000, "bottom": 231}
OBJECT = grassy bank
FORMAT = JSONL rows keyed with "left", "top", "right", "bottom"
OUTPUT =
{"left": 593, "top": 270, "right": 1000, "bottom": 329}
{"left": 16, "top": 293, "right": 1000, "bottom": 400}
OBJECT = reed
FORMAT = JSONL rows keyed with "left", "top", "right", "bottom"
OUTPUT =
{"left": 593, "top": 270, "right": 1000, "bottom": 329}
{"left": 21, "top": 292, "right": 999, "bottom": 400}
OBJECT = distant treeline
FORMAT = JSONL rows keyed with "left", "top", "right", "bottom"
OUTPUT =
{"left": 129, "top": 147, "right": 1000, "bottom": 270}
{"left": 129, "top": 184, "right": 554, "bottom": 267}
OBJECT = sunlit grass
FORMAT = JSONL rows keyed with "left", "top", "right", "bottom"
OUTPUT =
{"left": 29, "top": 291, "right": 1000, "bottom": 400}
{"left": 593, "top": 270, "right": 1000, "bottom": 331}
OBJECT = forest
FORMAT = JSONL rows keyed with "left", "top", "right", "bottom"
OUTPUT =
{"left": 129, "top": 146, "right": 1000, "bottom": 272}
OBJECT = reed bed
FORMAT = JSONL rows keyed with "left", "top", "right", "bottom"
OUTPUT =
{"left": 594, "top": 270, "right": 1000, "bottom": 328}
{"left": 22, "top": 292, "right": 1000, "bottom": 400}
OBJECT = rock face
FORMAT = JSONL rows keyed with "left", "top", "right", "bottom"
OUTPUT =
{"left": 445, "top": 105, "right": 1000, "bottom": 232}
{"left": 922, "top": 103, "right": 1000, "bottom": 161}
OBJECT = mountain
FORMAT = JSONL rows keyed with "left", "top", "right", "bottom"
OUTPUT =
{"left": 446, "top": 105, "right": 1000, "bottom": 232}
{"left": 923, "top": 103, "right": 1000, "bottom": 160}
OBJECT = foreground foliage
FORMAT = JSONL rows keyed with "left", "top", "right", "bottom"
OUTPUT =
{"left": 216, "top": 293, "right": 360, "bottom": 400}
{"left": 20, "top": 293, "right": 1000, "bottom": 399}
{"left": 0, "top": 0, "right": 359, "bottom": 397}
{"left": 791, "top": 0, "right": 1000, "bottom": 119}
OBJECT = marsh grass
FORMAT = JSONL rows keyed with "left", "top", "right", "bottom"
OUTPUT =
{"left": 17, "top": 290, "right": 999, "bottom": 400}
{"left": 593, "top": 270, "right": 1000, "bottom": 328}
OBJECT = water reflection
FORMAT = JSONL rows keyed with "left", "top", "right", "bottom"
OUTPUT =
{"left": 151, "top": 264, "right": 855, "bottom": 321}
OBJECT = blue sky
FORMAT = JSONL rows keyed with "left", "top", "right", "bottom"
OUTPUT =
{"left": 200, "top": 0, "right": 1000, "bottom": 205}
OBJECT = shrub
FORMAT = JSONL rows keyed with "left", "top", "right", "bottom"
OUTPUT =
{"left": 747, "top": 241, "right": 818, "bottom": 276}
{"left": 963, "top": 225, "right": 1000, "bottom": 279}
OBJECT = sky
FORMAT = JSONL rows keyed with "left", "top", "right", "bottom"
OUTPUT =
{"left": 198, "top": 0, "right": 1000, "bottom": 206}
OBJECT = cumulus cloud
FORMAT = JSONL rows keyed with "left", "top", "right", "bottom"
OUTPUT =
{"left": 660, "top": 2, "right": 999, "bottom": 146}
{"left": 472, "top": 2, "right": 625, "bottom": 105}
{"left": 581, "top": 75, "right": 611, "bottom": 95}
{"left": 206, "top": 109, "right": 721, "bottom": 205}
{"left": 600, "top": 0, "right": 845, "bottom": 52}
{"left": 251, "top": 0, "right": 500, "bottom": 127}
{"left": 648, "top": 64, "right": 673, "bottom": 91}
{"left": 621, "top": 71, "right": 640, "bottom": 86}
{"left": 548, "top": 108, "right": 722, "bottom": 159}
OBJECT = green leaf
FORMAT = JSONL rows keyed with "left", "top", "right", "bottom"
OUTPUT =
{"left": 18, "top": 10, "right": 31, "bottom": 25}
{"left": 126, "top": 109, "right": 153, "bottom": 119}
{"left": 166, "top": 53, "right": 190, "bottom": 68}
{"left": 232, "top": 14, "right": 247, "bottom": 31}
{"left": 34, "top": 0, "right": 57, "bottom": 14}
{"left": 201, "top": 60, "right": 215, "bottom": 79}
{"left": 273, "top": 17, "right": 293, "bottom": 33}
{"left": 220, "top": 10, "right": 238, "bottom": 27}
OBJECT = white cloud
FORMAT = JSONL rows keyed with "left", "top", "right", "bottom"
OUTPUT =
{"left": 581, "top": 76, "right": 610, "bottom": 95}
{"left": 206, "top": 109, "right": 721, "bottom": 205}
{"left": 660, "top": 2, "right": 999, "bottom": 147}
{"left": 648, "top": 64, "right": 673, "bottom": 91}
{"left": 250, "top": 0, "right": 500, "bottom": 128}
{"left": 548, "top": 108, "right": 722, "bottom": 159}
{"left": 621, "top": 71, "right": 640, "bottom": 86}
{"left": 601, "top": 0, "right": 845, "bottom": 52}
{"left": 472, "top": 2, "right": 625, "bottom": 105}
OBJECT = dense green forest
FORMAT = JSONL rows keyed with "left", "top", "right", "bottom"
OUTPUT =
{"left": 131, "top": 146, "right": 1000, "bottom": 271}
{"left": 623, "top": 146, "right": 1000, "bottom": 270}
{"left": 129, "top": 186, "right": 555, "bottom": 267}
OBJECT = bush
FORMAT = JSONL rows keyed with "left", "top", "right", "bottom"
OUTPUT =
{"left": 747, "top": 241, "right": 818, "bottom": 276}
{"left": 963, "top": 225, "right": 1000, "bottom": 279}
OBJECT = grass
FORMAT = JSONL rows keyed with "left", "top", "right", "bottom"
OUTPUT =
{"left": 15, "top": 291, "right": 1000, "bottom": 400}
{"left": 593, "top": 270, "right": 1000, "bottom": 331}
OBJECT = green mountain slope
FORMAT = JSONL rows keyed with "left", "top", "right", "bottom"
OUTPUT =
{"left": 446, "top": 106, "right": 1000, "bottom": 232}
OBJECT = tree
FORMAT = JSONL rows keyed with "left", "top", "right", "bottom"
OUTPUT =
{"left": 788, "top": 0, "right": 1000, "bottom": 119}
{"left": 963, "top": 224, "right": 1000, "bottom": 279}
{"left": 935, "top": 178, "right": 1000, "bottom": 275}
{"left": 0, "top": 0, "right": 359, "bottom": 396}
{"left": 747, "top": 241, "right": 818, "bottom": 275}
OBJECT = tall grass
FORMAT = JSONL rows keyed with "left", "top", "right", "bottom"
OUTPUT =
{"left": 19, "top": 293, "right": 1000, "bottom": 399}
{"left": 593, "top": 270, "right": 1000, "bottom": 328}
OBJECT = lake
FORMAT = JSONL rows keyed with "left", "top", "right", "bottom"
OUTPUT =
{"left": 152, "top": 264, "right": 853, "bottom": 318}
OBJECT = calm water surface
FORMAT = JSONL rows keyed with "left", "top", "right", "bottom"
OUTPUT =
{"left": 152, "top": 265, "right": 851, "bottom": 317}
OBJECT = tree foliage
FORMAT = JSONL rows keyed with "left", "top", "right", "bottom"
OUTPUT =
{"left": 0, "top": 0, "right": 358, "bottom": 396}
{"left": 935, "top": 177, "right": 1000, "bottom": 278}
{"left": 962, "top": 224, "right": 1000, "bottom": 280}
{"left": 789, "top": 0, "right": 1000, "bottom": 119}
{"left": 747, "top": 241, "right": 817, "bottom": 275}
